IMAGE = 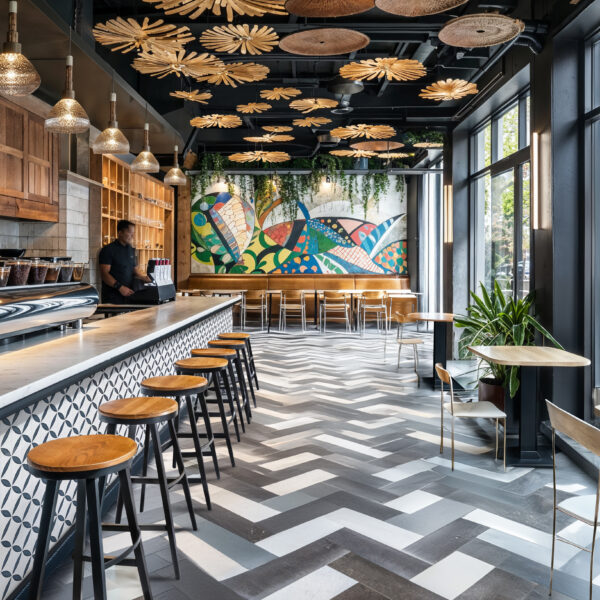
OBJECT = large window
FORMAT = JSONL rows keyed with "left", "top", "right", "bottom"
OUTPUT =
{"left": 470, "top": 91, "right": 531, "bottom": 298}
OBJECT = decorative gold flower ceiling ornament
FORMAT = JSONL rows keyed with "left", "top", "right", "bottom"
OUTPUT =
{"left": 244, "top": 133, "right": 294, "bottom": 142}
{"left": 133, "top": 49, "right": 223, "bottom": 79}
{"left": 330, "top": 149, "right": 376, "bottom": 157}
{"left": 196, "top": 62, "right": 269, "bottom": 87}
{"left": 331, "top": 124, "right": 396, "bottom": 139}
{"left": 419, "top": 78, "right": 478, "bottom": 101}
{"left": 170, "top": 89, "right": 213, "bottom": 103}
{"left": 143, "top": 0, "right": 287, "bottom": 23}
{"left": 190, "top": 114, "right": 242, "bottom": 128}
{"left": 379, "top": 152, "right": 412, "bottom": 158}
{"left": 93, "top": 17, "right": 193, "bottom": 54}
{"left": 263, "top": 125, "right": 293, "bottom": 132}
{"left": 339, "top": 57, "right": 426, "bottom": 81}
{"left": 293, "top": 116, "right": 332, "bottom": 127}
{"left": 289, "top": 98, "right": 338, "bottom": 113}
{"left": 260, "top": 87, "right": 301, "bottom": 100}
{"left": 414, "top": 141, "right": 443, "bottom": 148}
{"left": 229, "top": 150, "right": 291, "bottom": 162}
{"left": 200, "top": 24, "right": 279, "bottom": 55}
{"left": 236, "top": 102, "right": 272, "bottom": 113}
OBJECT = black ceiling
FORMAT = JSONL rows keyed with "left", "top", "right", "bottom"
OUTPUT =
{"left": 87, "top": 0, "right": 548, "bottom": 158}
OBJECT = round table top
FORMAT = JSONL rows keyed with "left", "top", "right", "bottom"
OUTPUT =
{"left": 408, "top": 312, "right": 454, "bottom": 322}
{"left": 468, "top": 345, "right": 591, "bottom": 367}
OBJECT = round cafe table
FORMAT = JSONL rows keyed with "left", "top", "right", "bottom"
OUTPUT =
{"left": 407, "top": 312, "right": 454, "bottom": 380}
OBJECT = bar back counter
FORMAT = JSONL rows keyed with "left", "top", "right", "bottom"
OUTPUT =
{"left": 0, "top": 295, "right": 237, "bottom": 600}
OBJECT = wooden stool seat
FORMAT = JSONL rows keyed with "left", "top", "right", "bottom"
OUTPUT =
{"left": 218, "top": 332, "right": 250, "bottom": 340}
{"left": 99, "top": 397, "right": 178, "bottom": 421}
{"left": 192, "top": 348, "right": 236, "bottom": 358}
{"left": 27, "top": 434, "right": 137, "bottom": 474}
{"left": 396, "top": 337, "right": 424, "bottom": 345}
{"left": 208, "top": 339, "right": 245, "bottom": 348}
{"left": 141, "top": 375, "right": 208, "bottom": 394}
{"left": 175, "top": 357, "right": 228, "bottom": 371}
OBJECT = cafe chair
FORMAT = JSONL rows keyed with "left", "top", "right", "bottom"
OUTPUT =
{"left": 319, "top": 291, "right": 351, "bottom": 333}
{"left": 435, "top": 363, "right": 506, "bottom": 471}
{"left": 395, "top": 312, "right": 423, "bottom": 377}
{"left": 546, "top": 400, "right": 600, "bottom": 600}
{"left": 359, "top": 291, "right": 389, "bottom": 334}
{"left": 279, "top": 290, "right": 307, "bottom": 332}
{"left": 242, "top": 290, "right": 267, "bottom": 330}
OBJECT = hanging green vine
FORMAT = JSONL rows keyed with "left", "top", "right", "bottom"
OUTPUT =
{"left": 361, "top": 172, "right": 373, "bottom": 216}
{"left": 395, "top": 174, "right": 405, "bottom": 196}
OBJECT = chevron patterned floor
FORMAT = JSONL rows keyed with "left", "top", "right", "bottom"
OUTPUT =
{"left": 41, "top": 327, "right": 599, "bottom": 600}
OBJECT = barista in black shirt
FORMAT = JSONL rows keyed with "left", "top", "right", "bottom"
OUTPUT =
{"left": 99, "top": 219, "right": 150, "bottom": 303}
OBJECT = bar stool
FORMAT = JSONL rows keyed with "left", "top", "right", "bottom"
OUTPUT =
{"left": 191, "top": 347, "right": 250, "bottom": 428}
{"left": 140, "top": 375, "right": 215, "bottom": 509}
{"left": 98, "top": 397, "right": 197, "bottom": 580}
{"left": 27, "top": 434, "right": 152, "bottom": 600}
{"left": 208, "top": 339, "right": 257, "bottom": 408}
{"left": 217, "top": 332, "right": 259, "bottom": 390}
{"left": 174, "top": 357, "right": 239, "bottom": 468}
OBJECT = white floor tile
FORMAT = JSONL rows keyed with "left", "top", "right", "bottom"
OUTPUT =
{"left": 208, "top": 484, "right": 280, "bottom": 522}
{"left": 263, "top": 469, "right": 336, "bottom": 495}
{"left": 347, "top": 417, "right": 403, "bottom": 429}
{"left": 426, "top": 456, "right": 532, "bottom": 481}
{"left": 411, "top": 551, "right": 494, "bottom": 599}
{"left": 374, "top": 459, "right": 434, "bottom": 482}
{"left": 267, "top": 416, "right": 321, "bottom": 430}
{"left": 385, "top": 490, "right": 442, "bottom": 514}
{"left": 260, "top": 452, "right": 322, "bottom": 472}
{"left": 261, "top": 566, "right": 356, "bottom": 600}
{"left": 314, "top": 434, "right": 390, "bottom": 458}
{"left": 409, "top": 431, "right": 492, "bottom": 454}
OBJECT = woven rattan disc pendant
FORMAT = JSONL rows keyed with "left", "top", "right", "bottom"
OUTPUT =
{"left": 279, "top": 28, "right": 370, "bottom": 56}
{"left": 285, "top": 0, "right": 374, "bottom": 18}
{"left": 439, "top": 13, "right": 525, "bottom": 48}
{"left": 375, "top": 0, "right": 467, "bottom": 17}
{"left": 350, "top": 140, "right": 403, "bottom": 151}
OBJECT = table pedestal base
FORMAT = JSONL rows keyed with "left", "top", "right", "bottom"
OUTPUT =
{"left": 506, "top": 445, "right": 552, "bottom": 467}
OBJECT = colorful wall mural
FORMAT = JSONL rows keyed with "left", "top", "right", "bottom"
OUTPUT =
{"left": 191, "top": 176, "right": 407, "bottom": 274}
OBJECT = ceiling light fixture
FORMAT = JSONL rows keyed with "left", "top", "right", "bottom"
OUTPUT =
{"left": 200, "top": 24, "right": 279, "bottom": 55}
{"left": 289, "top": 97, "right": 338, "bottom": 113}
{"left": 339, "top": 57, "right": 425, "bottom": 82}
{"left": 131, "top": 123, "right": 160, "bottom": 173}
{"left": 419, "top": 78, "right": 478, "bottom": 101}
{"left": 0, "top": 1, "right": 40, "bottom": 96}
{"left": 331, "top": 124, "right": 396, "bottom": 139}
{"left": 229, "top": 150, "right": 291, "bottom": 163}
{"left": 169, "top": 89, "right": 212, "bottom": 103}
{"left": 92, "top": 92, "right": 130, "bottom": 154}
{"left": 260, "top": 87, "right": 301, "bottom": 100}
{"left": 164, "top": 145, "right": 187, "bottom": 186}
{"left": 143, "top": 0, "right": 287, "bottom": 23}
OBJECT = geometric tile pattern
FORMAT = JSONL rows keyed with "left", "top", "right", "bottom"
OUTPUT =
{"left": 0, "top": 308, "right": 232, "bottom": 599}
{"left": 39, "top": 328, "right": 597, "bottom": 600}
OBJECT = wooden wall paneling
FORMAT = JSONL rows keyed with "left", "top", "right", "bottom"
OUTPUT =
{"left": 0, "top": 102, "right": 26, "bottom": 204}
{"left": 176, "top": 179, "right": 191, "bottom": 289}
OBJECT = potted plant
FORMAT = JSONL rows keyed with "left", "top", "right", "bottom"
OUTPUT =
{"left": 454, "top": 280, "right": 562, "bottom": 408}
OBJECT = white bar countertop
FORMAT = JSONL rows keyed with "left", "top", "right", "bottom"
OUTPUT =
{"left": 0, "top": 296, "right": 238, "bottom": 412}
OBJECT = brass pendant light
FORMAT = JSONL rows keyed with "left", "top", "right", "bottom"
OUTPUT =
{"left": 92, "top": 92, "right": 130, "bottom": 155}
{"left": 0, "top": 1, "right": 41, "bottom": 96}
{"left": 164, "top": 145, "right": 187, "bottom": 186}
{"left": 45, "top": 55, "right": 90, "bottom": 134}
{"left": 131, "top": 123, "right": 160, "bottom": 173}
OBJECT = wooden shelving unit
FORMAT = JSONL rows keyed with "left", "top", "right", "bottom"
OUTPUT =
{"left": 92, "top": 154, "right": 174, "bottom": 273}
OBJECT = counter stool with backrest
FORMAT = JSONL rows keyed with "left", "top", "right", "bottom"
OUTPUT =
{"left": 217, "top": 332, "right": 259, "bottom": 389}
{"left": 191, "top": 347, "right": 250, "bottom": 429}
{"left": 98, "top": 397, "right": 197, "bottom": 580}
{"left": 208, "top": 339, "right": 257, "bottom": 408}
{"left": 27, "top": 435, "right": 152, "bottom": 600}
{"left": 546, "top": 400, "right": 600, "bottom": 600}
{"left": 174, "top": 357, "right": 239, "bottom": 468}
{"left": 395, "top": 312, "right": 424, "bottom": 377}
{"left": 435, "top": 363, "right": 506, "bottom": 471}
{"left": 140, "top": 375, "right": 215, "bottom": 509}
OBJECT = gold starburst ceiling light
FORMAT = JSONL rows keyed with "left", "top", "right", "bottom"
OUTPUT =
{"left": 340, "top": 57, "right": 425, "bottom": 81}
{"left": 133, "top": 49, "right": 223, "bottom": 79}
{"left": 293, "top": 116, "right": 331, "bottom": 127}
{"left": 190, "top": 114, "right": 242, "bottom": 128}
{"left": 170, "top": 89, "right": 213, "bottom": 103}
{"left": 244, "top": 133, "right": 294, "bottom": 142}
{"left": 414, "top": 141, "right": 443, "bottom": 148}
{"left": 229, "top": 150, "right": 291, "bottom": 162}
{"left": 144, "top": 0, "right": 287, "bottom": 23}
{"left": 419, "top": 78, "right": 478, "bottom": 101}
{"left": 289, "top": 97, "right": 338, "bottom": 113}
{"left": 237, "top": 102, "right": 272, "bottom": 113}
{"left": 260, "top": 87, "right": 301, "bottom": 100}
{"left": 330, "top": 149, "right": 376, "bottom": 157}
{"left": 200, "top": 24, "right": 279, "bottom": 55}
{"left": 379, "top": 152, "right": 412, "bottom": 158}
{"left": 196, "top": 61, "right": 269, "bottom": 87}
{"left": 331, "top": 124, "right": 396, "bottom": 139}
{"left": 263, "top": 125, "right": 293, "bottom": 132}
{"left": 92, "top": 17, "right": 193, "bottom": 54}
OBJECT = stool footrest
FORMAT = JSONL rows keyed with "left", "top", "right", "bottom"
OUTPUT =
{"left": 82, "top": 534, "right": 141, "bottom": 569}
{"left": 130, "top": 473, "right": 185, "bottom": 489}
{"left": 181, "top": 449, "right": 215, "bottom": 458}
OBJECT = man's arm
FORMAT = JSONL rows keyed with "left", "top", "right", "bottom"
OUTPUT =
{"left": 133, "top": 266, "right": 151, "bottom": 283}
{"left": 99, "top": 264, "right": 134, "bottom": 297}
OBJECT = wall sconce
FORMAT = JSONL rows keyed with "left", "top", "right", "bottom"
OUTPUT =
{"left": 444, "top": 184, "right": 453, "bottom": 243}
{"left": 531, "top": 131, "right": 539, "bottom": 230}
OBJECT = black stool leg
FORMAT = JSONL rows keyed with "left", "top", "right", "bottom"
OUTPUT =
{"left": 227, "top": 361, "right": 246, "bottom": 432}
{"left": 85, "top": 478, "right": 107, "bottom": 600}
{"left": 168, "top": 419, "right": 199, "bottom": 525}
{"left": 139, "top": 425, "right": 151, "bottom": 513}
{"left": 184, "top": 394, "right": 215, "bottom": 502}
{"left": 118, "top": 468, "right": 153, "bottom": 600}
{"left": 240, "top": 348, "right": 257, "bottom": 408}
{"left": 150, "top": 423, "right": 180, "bottom": 579}
{"left": 234, "top": 356, "right": 252, "bottom": 423}
{"left": 113, "top": 424, "right": 134, "bottom": 524}
{"left": 28, "top": 479, "right": 58, "bottom": 600}
{"left": 222, "top": 369, "right": 241, "bottom": 442}
{"left": 72, "top": 480, "right": 86, "bottom": 600}
{"left": 246, "top": 341, "right": 259, "bottom": 389}
{"left": 196, "top": 392, "right": 220, "bottom": 478}
{"left": 214, "top": 371, "right": 235, "bottom": 467}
